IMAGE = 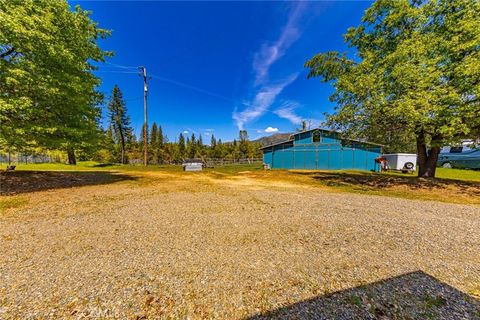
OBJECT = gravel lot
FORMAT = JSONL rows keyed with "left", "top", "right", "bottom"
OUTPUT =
{"left": 1, "top": 171, "right": 479, "bottom": 319}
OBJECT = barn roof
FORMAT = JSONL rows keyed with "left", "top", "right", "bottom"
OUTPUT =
{"left": 258, "top": 139, "right": 294, "bottom": 149}
{"left": 259, "top": 128, "right": 383, "bottom": 150}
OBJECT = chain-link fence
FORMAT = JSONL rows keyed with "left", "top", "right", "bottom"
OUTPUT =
{"left": 0, "top": 153, "right": 62, "bottom": 164}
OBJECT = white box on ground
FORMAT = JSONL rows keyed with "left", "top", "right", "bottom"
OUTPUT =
{"left": 182, "top": 159, "right": 204, "bottom": 171}
{"left": 382, "top": 153, "right": 417, "bottom": 172}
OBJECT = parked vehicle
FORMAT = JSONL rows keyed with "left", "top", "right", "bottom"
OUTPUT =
{"left": 437, "top": 147, "right": 480, "bottom": 169}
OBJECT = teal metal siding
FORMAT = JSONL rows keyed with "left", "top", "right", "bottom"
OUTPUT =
{"left": 294, "top": 150, "right": 305, "bottom": 169}
{"left": 263, "top": 148, "right": 273, "bottom": 167}
{"left": 262, "top": 130, "right": 382, "bottom": 171}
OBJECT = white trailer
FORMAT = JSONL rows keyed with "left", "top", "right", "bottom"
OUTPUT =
{"left": 382, "top": 153, "right": 417, "bottom": 173}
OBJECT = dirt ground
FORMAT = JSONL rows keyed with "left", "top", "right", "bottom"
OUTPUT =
{"left": 0, "top": 170, "right": 479, "bottom": 319}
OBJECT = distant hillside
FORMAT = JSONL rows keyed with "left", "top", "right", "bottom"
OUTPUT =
{"left": 253, "top": 133, "right": 292, "bottom": 147}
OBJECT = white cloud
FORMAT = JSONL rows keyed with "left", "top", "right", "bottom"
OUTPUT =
{"left": 274, "top": 101, "right": 303, "bottom": 125}
{"left": 264, "top": 126, "right": 279, "bottom": 133}
{"left": 183, "top": 130, "right": 189, "bottom": 134}
{"left": 232, "top": 3, "right": 307, "bottom": 130}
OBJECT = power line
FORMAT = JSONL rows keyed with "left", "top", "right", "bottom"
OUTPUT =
{"left": 149, "top": 74, "right": 252, "bottom": 107}
{"left": 96, "top": 66, "right": 254, "bottom": 108}
{"left": 94, "top": 70, "right": 138, "bottom": 74}
{"left": 124, "top": 97, "right": 143, "bottom": 102}
{"left": 104, "top": 61, "right": 138, "bottom": 69}
{"left": 105, "top": 95, "right": 143, "bottom": 102}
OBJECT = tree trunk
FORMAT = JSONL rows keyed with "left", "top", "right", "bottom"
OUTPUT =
{"left": 119, "top": 131, "right": 126, "bottom": 165}
{"left": 120, "top": 146, "right": 125, "bottom": 165}
{"left": 67, "top": 148, "right": 77, "bottom": 165}
{"left": 416, "top": 132, "right": 440, "bottom": 178}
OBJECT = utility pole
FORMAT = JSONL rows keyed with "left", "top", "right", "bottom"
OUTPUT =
{"left": 140, "top": 66, "right": 149, "bottom": 166}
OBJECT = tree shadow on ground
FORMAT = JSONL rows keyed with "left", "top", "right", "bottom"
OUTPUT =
{"left": 0, "top": 171, "right": 137, "bottom": 195}
{"left": 292, "top": 171, "right": 480, "bottom": 194}
{"left": 248, "top": 271, "right": 480, "bottom": 319}
{"left": 92, "top": 163, "right": 116, "bottom": 168}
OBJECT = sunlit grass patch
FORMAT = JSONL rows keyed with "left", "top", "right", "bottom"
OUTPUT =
{"left": 1, "top": 161, "right": 105, "bottom": 171}
{"left": 433, "top": 167, "right": 480, "bottom": 182}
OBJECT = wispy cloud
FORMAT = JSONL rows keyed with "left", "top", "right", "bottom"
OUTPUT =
{"left": 253, "top": 3, "right": 306, "bottom": 85}
{"left": 274, "top": 101, "right": 303, "bottom": 125}
{"left": 232, "top": 3, "right": 308, "bottom": 130}
{"left": 203, "top": 128, "right": 214, "bottom": 136}
{"left": 233, "top": 74, "right": 298, "bottom": 130}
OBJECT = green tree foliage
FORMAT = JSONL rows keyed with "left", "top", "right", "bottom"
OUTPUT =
{"left": 0, "top": 0, "right": 110, "bottom": 160}
{"left": 107, "top": 85, "right": 133, "bottom": 164}
{"left": 215, "top": 138, "right": 226, "bottom": 159}
{"left": 149, "top": 122, "right": 159, "bottom": 164}
{"left": 178, "top": 133, "right": 186, "bottom": 159}
{"left": 104, "top": 125, "right": 117, "bottom": 162}
{"left": 188, "top": 133, "right": 197, "bottom": 158}
{"left": 305, "top": 0, "right": 480, "bottom": 177}
{"left": 209, "top": 134, "right": 218, "bottom": 158}
{"left": 98, "top": 128, "right": 262, "bottom": 164}
{"left": 149, "top": 122, "right": 167, "bottom": 164}
{"left": 138, "top": 123, "right": 148, "bottom": 163}
{"left": 158, "top": 125, "right": 165, "bottom": 149}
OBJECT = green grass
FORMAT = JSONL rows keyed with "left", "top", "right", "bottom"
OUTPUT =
{"left": 0, "top": 161, "right": 103, "bottom": 171}
{"left": 347, "top": 295, "right": 362, "bottom": 306}
{"left": 383, "top": 167, "right": 480, "bottom": 182}
{"left": 424, "top": 294, "right": 446, "bottom": 308}
{"left": 433, "top": 167, "right": 480, "bottom": 181}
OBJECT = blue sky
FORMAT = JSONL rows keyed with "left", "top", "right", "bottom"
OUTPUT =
{"left": 72, "top": 1, "right": 372, "bottom": 142}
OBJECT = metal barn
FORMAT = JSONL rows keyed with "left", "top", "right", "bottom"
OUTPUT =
{"left": 261, "top": 128, "right": 382, "bottom": 171}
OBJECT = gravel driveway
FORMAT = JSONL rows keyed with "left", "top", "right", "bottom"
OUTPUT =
{"left": 1, "top": 171, "right": 479, "bottom": 319}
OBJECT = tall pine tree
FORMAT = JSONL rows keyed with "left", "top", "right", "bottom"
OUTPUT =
{"left": 178, "top": 133, "right": 186, "bottom": 159}
{"left": 157, "top": 125, "right": 165, "bottom": 163}
{"left": 107, "top": 85, "right": 132, "bottom": 164}
{"left": 150, "top": 122, "right": 159, "bottom": 164}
